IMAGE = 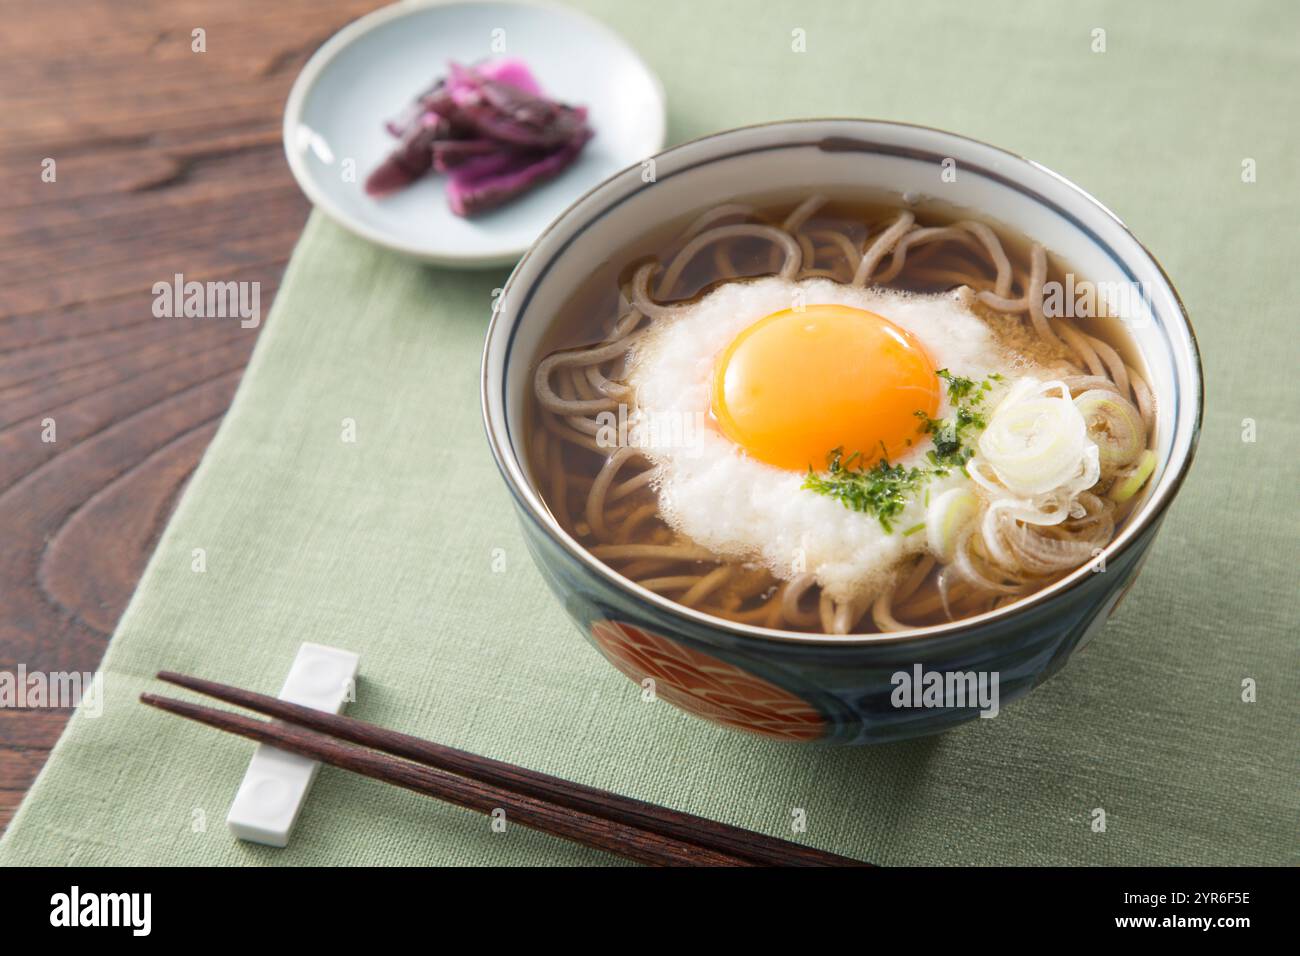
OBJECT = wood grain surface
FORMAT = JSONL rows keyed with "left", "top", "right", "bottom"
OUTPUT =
{"left": 0, "top": 0, "right": 383, "bottom": 834}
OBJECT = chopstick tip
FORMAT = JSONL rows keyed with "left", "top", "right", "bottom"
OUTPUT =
{"left": 140, "top": 691, "right": 184, "bottom": 712}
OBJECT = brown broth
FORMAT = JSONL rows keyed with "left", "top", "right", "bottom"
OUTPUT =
{"left": 525, "top": 193, "right": 1154, "bottom": 634}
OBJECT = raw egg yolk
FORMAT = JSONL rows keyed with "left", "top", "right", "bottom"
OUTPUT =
{"left": 711, "top": 305, "right": 940, "bottom": 472}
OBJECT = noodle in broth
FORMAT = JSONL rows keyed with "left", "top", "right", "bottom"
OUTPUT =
{"left": 530, "top": 196, "right": 1155, "bottom": 635}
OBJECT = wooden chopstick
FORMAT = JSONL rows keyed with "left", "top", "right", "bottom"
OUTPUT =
{"left": 145, "top": 671, "right": 867, "bottom": 867}
{"left": 141, "top": 691, "right": 745, "bottom": 866}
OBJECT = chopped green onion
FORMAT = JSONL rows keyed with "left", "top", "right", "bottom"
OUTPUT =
{"left": 1108, "top": 448, "right": 1157, "bottom": 503}
{"left": 804, "top": 371, "right": 1003, "bottom": 531}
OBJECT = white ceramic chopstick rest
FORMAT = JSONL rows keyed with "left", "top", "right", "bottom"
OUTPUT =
{"left": 226, "top": 642, "right": 360, "bottom": 847}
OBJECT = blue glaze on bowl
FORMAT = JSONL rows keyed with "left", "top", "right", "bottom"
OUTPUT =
{"left": 510, "top": 486, "right": 1161, "bottom": 744}
{"left": 483, "top": 120, "right": 1202, "bottom": 744}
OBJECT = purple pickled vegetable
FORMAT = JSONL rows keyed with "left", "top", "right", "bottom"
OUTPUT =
{"left": 383, "top": 60, "right": 537, "bottom": 137}
{"left": 431, "top": 138, "right": 499, "bottom": 172}
{"left": 364, "top": 113, "right": 446, "bottom": 196}
{"left": 365, "top": 57, "right": 593, "bottom": 216}
{"left": 445, "top": 62, "right": 587, "bottom": 149}
{"left": 472, "top": 58, "right": 541, "bottom": 97}
{"left": 385, "top": 79, "right": 445, "bottom": 138}
{"left": 445, "top": 146, "right": 541, "bottom": 184}
{"left": 447, "top": 127, "right": 592, "bottom": 217}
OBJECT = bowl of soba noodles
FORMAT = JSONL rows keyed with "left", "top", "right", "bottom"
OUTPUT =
{"left": 482, "top": 120, "right": 1201, "bottom": 744}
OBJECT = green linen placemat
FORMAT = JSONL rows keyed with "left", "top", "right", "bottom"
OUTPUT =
{"left": 4, "top": 0, "right": 1297, "bottom": 866}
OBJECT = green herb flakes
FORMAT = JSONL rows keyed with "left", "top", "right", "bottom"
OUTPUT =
{"left": 802, "top": 370, "right": 1002, "bottom": 531}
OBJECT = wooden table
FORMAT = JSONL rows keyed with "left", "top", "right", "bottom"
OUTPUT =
{"left": 0, "top": 0, "right": 384, "bottom": 833}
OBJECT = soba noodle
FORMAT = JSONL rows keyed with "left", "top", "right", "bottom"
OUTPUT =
{"left": 531, "top": 197, "right": 1154, "bottom": 635}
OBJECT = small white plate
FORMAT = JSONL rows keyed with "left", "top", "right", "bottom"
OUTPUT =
{"left": 283, "top": 0, "right": 666, "bottom": 268}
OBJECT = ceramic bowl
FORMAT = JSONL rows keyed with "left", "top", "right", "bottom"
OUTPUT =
{"left": 482, "top": 119, "right": 1202, "bottom": 744}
